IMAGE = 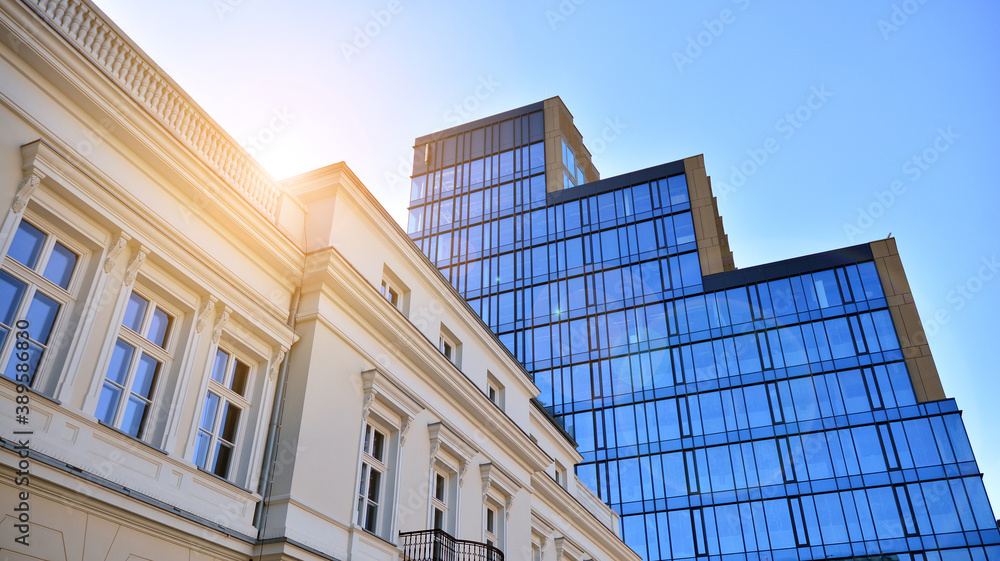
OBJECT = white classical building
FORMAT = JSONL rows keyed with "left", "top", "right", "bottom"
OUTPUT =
{"left": 0, "top": 1, "right": 640, "bottom": 560}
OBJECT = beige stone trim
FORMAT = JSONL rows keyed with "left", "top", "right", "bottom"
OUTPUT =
{"left": 869, "top": 238, "right": 946, "bottom": 402}
{"left": 542, "top": 97, "right": 600, "bottom": 193}
{"left": 683, "top": 155, "right": 736, "bottom": 276}
{"left": 21, "top": 0, "right": 282, "bottom": 219}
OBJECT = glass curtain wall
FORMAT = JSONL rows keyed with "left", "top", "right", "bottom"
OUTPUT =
{"left": 407, "top": 109, "right": 999, "bottom": 561}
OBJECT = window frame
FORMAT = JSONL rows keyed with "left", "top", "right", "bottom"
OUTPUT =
{"left": 193, "top": 345, "right": 255, "bottom": 480}
{"left": 357, "top": 420, "right": 391, "bottom": 534}
{"left": 430, "top": 468, "right": 450, "bottom": 531}
{"left": 379, "top": 265, "right": 410, "bottom": 316}
{"left": 486, "top": 372, "right": 505, "bottom": 410}
{"left": 0, "top": 216, "right": 85, "bottom": 387}
{"left": 438, "top": 325, "right": 462, "bottom": 368}
{"left": 380, "top": 279, "right": 401, "bottom": 309}
{"left": 95, "top": 286, "right": 178, "bottom": 440}
{"left": 484, "top": 500, "right": 504, "bottom": 552}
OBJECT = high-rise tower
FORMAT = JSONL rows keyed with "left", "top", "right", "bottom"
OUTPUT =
{"left": 407, "top": 98, "right": 999, "bottom": 561}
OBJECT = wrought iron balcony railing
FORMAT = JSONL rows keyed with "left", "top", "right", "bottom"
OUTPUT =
{"left": 399, "top": 529, "right": 504, "bottom": 561}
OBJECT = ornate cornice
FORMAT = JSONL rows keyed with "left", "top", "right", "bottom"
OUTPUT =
{"left": 22, "top": 0, "right": 281, "bottom": 220}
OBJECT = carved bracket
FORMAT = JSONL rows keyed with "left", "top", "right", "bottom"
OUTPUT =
{"left": 11, "top": 171, "right": 43, "bottom": 214}
{"left": 458, "top": 459, "right": 469, "bottom": 487}
{"left": 504, "top": 496, "right": 514, "bottom": 520}
{"left": 123, "top": 245, "right": 149, "bottom": 286}
{"left": 361, "top": 390, "right": 376, "bottom": 419}
{"left": 195, "top": 295, "right": 217, "bottom": 333}
{"left": 211, "top": 306, "right": 231, "bottom": 344}
{"left": 103, "top": 231, "right": 131, "bottom": 274}
{"left": 361, "top": 369, "right": 378, "bottom": 420}
{"left": 269, "top": 346, "right": 288, "bottom": 381}
{"left": 399, "top": 415, "right": 412, "bottom": 446}
{"left": 428, "top": 440, "right": 440, "bottom": 467}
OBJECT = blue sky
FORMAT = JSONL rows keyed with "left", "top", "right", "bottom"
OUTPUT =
{"left": 92, "top": 0, "right": 1000, "bottom": 509}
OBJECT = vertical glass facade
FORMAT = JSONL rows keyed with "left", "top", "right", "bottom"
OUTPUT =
{"left": 408, "top": 104, "right": 999, "bottom": 561}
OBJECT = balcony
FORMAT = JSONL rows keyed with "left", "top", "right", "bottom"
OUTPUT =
{"left": 399, "top": 529, "right": 504, "bottom": 561}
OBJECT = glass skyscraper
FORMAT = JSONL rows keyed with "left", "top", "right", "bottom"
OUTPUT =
{"left": 406, "top": 98, "right": 999, "bottom": 561}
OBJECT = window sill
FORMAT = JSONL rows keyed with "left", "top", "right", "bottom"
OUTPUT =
{"left": 0, "top": 375, "right": 62, "bottom": 406}
{"left": 96, "top": 420, "right": 168, "bottom": 455}
{"left": 196, "top": 466, "right": 254, "bottom": 494}
{"left": 355, "top": 524, "right": 398, "bottom": 548}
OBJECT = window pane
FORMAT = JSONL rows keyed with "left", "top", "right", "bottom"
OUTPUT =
{"left": 131, "top": 353, "right": 159, "bottom": 399}
{"left": 200, "top": 392, "right": 220, "bottom": 431}
{"left": 211, "top": 349, "right": 229, "bottom": 383}
{"left": 120, "top": 396, "right": 148, "bottom": 437}
{"left": 123, "top": 292, "right": 148, "bottom": 332}
{"left": 42, "top": 242, "right": 77, "bottom": 289}
{"left": 814, "top": 492, "right": 848, "bottom": 543}
{"left": 2, "top": 338, "right": 42, "bottom": 384}
{"left": 367, "top": 468, "right": 382, "bottom": 502}
{"left": 147, "top": 307, "right": 171, "bottom": 347}
{"left": 194, "top": 430, "right": 211, "bottom": 468}
{"left": 213, "top": 441, "right": 233, "bottom": 477}
{"left": 219, "top": 402, "right": 241, "bottom": 442}
{"left": 371, "top": 429, "right": 385, "bottom": 462}
{"left": 435, "top": 474, "right": 446, "bottom": 501}
{"left": 9, "top": 220, "right": 46, "bottom": 269}
{"left": 231, "top": 360, "right": 249, "bottom": 395}
{"left": 25, "top": 291, "right": 60, "bottom": 344}
{"left": 105, "top": 340, "right": 135, "bottom": 386}
{"left": 0, "top": 271, "right": 28, "bottom": 325}
{"left": 95, "top": 383, "right": 122, "bottom": 424}
{"left": 765, "top": 499, "right": 795, "bottom": 549}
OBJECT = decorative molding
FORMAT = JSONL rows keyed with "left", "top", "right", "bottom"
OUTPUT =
{"left": 458, "top": 459, "right": 469, "bottom": 487}
{"left": 361, "top": 391, "right": 376, "bottom": 420}
{"left": 399, "top": 415, "right": 412, "bottom": 446}
{"left": 358, "top": 368, "right": 422, "bottom": 424}
{"left": 428, "top": 441, "right": 440, "bottom": 467}
{"left": 504, "top": 496, "right": 514, "bottom": 520}
{"left": 122, "top": 244, "right": 148, "bottom": 286}
{"left": 479, "top": 462, "right": 519, "bottom": 509}
{"left": 12, "top": 171, "right": 44, "bottom": 214}
{"left": 361, "top": 369, "right": 378, "bottom": 420}
{"left": 211, "top": 306, "right": 231, "bottom": 344}
{"left": 103, "top": 231, "right": 131, "bottom": 273}
{"left": 195, "top": 295, "right": 217, "bottom": 333}
{"left": 540, "top": 536, "right": 549, "bottom": 560}
{"left": 269, "top": 346, "right": 287, "bottom": 381}
{"left": 22, "top": 0, "right": 282, "bottom": 220}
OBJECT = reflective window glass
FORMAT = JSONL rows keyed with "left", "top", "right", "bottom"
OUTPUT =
{"left": 8, "top": 220, "right": 46, "bottom": 269}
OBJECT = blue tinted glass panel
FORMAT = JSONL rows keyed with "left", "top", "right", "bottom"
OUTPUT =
{"left": 25, "top": 291, "right": 59, "bottom": 344}
{"left": 105, "top": 340, "right": 134, "bottom": 386}
{"left": 123, "top": 292, "right": 148, "bottom": 332}
{"left": 42, "top": 242, "right": 77, "bottom": 289}
{"left": 95, "top": 383, "right": 122, "bottom": 424}
{"left": 9, "top": 221, "right": 45, "bottom": 269}
{"left": 0, "top": 271, "right": 27, "bottom": 325}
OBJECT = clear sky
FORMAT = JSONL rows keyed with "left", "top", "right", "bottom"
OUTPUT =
{"left": 91, "top": 0, "right": 1000, "bottom": 510}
